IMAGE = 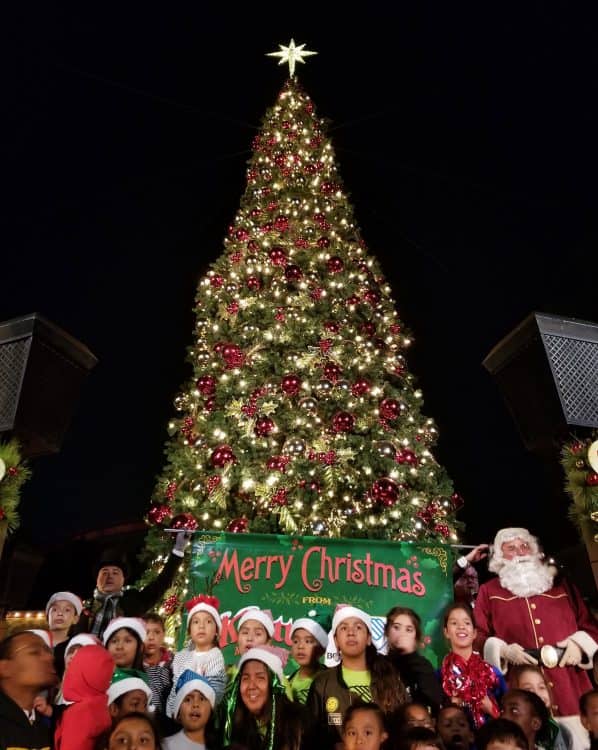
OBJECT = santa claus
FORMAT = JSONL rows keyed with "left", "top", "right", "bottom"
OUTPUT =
{"left": 477, "top": 527, "right": 598, "bottom": 724}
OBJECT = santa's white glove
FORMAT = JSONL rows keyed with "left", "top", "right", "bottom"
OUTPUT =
{"left": 500, "top": 642, "right": 538, "bottom": 665}
{"left": 557, "top": 638, "right": 583, "bottom": 667}
{"left": 172, "top": 531, "right": 191, "bottom": 558}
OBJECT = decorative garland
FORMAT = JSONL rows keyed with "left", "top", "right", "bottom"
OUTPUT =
{"left": 0, "top": 439, "right": 30, "bottom": 532}
{"left": 561, "top": 432, "right": 598, "bottom": 542}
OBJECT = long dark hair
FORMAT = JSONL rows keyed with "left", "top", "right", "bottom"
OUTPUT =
{"left": 107, "top": 712, "right": 161, "bottom": 749}
{"left": 384, "top": 606, "right": 422, "bottom": 649}
{"left": 366, "top": 644, "right": 407, "bottom": 715}
{"left": 106, "top": 627, "right": 144, "bottom": 670}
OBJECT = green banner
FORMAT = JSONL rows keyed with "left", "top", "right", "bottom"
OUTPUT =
{"left": 188, "top": 532, "right": 454, "bottom": 669}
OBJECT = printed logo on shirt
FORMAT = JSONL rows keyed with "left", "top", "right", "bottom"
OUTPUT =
{"left": 326, "top": 696, "right": 339, "bottom": 713}
{"left": 328, "top": 712, "right": 343, "bottom": 726}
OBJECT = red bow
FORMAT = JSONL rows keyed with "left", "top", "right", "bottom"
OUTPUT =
{"left": 185, "top": 594, "right": 220, "bottom": 612}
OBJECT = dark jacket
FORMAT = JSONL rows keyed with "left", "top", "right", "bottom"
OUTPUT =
{"left": 305, "top": 665, "right": 359, "bottom": 750}
{"left": 76, "top": 552, "right": 180, "bottom": 634}
{"left": 0, "top": 690, "right": 53, "bottom": 750}
{"left": 388, "top": 650, "right": 443, "bottom": 714}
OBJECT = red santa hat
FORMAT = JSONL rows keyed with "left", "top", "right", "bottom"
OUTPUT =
{"left": 45, "top": 591, "right": 83, "bottom": 617}
{"left": 488, "top": 527, "right": 540, "bottom": 573}
{"left": 185, "top": 595, "right": 222, "bottom": 633}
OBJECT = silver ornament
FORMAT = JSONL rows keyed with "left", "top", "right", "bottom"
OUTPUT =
{"left": 374, "top": 441, "right": 397, "bottom": 458}
{"left": 315, "top": 380, "right": 333, "bottom": 398}
{"left": 282, "top": 437, "right": 307, "bottom": 455}
{"left": 298, "top": 397, "right": 318, "bottom": 412}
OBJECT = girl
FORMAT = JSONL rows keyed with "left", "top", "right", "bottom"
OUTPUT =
{"left": 107, "top": 667, "right": 154, "bottom": 719}
{"left": 342, "top": 703, "right": 389, "bottom": 750}
{"left": 167, "top": 595, "right": 226, "bottom": 717}
{"left": 222, "top": 646, "right": 304, "bottom": 750}
{"left": 307, "top": 605, "right": 406, "bottom": 750}
{"left": 385, "top": 606, "right": 443, "bottom": 714}
{"left": 440, "top": 603, "right": 505, "bottom": 728}
{"left": 508, "top": 666, "right": 574, "bottom": 750}
{"left": 103, "top": 616, "right": 146, "bottom": 670}
{"left": 237, "top": 607, "right": 275, "bottom": 654}
{"left": 163, "top": 669, "right": 217, "bottom": 749}
{"left": 501, "top": 689, "right": 551, "bottom": 750}
{"left": 288, "top": 610, "right": 329, "bottom": 703}
{"left": 107, "top": 712, "right": 161, "bottom": 750}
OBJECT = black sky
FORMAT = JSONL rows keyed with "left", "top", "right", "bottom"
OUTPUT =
{"left": 4, "top": 5, "right": 598, "bottom": 566}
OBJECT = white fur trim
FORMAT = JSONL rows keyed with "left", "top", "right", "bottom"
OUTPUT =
{"left": 46, "top": 591, "right": 83, "bottom": 616}
{"left": 325, "top": 606, "right": 372, "bottom": 667}
{"left": 484, "top": 636, "right": 509, "bottom": 674}
{"left": 103, "top": 617, "right": 147, "bottom": 645}
{"left": 26, "top": 629, "right": 52, "bottom": 648}
{"left": 107, "top": 677, "right": 153, "bottom": 706}
{"left": 66, "top": 634, "right": 101, "bottom": 654}
{"left": 568, "top": 631, "right": 598, "bottom": 670}
{"left": 237, "top": 607, "right": 274, "bottom": 637}
{"left": 291, "top": 617, "right": 328, "bottom": 649}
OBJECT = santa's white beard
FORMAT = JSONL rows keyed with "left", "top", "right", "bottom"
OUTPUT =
{"left": 498, "top": 556, "right": 555, "bottom": 597}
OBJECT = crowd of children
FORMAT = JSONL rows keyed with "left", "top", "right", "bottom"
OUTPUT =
{"left": 1, "top": 586, "right": 598, "bottom": 750}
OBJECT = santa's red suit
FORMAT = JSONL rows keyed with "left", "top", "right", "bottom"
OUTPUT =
{"left": 477, "top": 527, "right": 598, "bottom": 725}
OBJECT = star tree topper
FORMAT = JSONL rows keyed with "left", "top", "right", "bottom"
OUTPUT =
{"left": 266, "top": 39, "right": 317, "bottom": 77}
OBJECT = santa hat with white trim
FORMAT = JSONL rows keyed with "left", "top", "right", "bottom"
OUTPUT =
{"left": 26, "top": 629, "right": 53, "bottom": 648}
{"left": 290, "top": 608, "right": 331, "bottom": 649}
{"left": 45, "top": 591, "right": 83, "bottom": 617}
{"left": 238, "top": 646, "right": 286, "bottom": 683}
{"left": 325, "top": 604, "right": 373, "bottom": 667}
{"left": 107, "top": 667, "right": 153, "bottom": 707}
{"left": 185, "top": 594, "right": 222, "bottom": 633}
{"left": 65, "top": 633, "right": 102, "bottom": 655}
{"left": 237, "top": 607, "right": 274, "bottom": 638}
{"left": 102, "top": 617, "right": 147, "bottom": 646}
{"left": 170, "top": 669, "right": 216, "bottom": 718}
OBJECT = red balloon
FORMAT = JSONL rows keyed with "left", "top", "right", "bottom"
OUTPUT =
{"left": 281, "top": 373, "right": 301, "bottom": 396}
{"left": 332, "top": 411, "right": 355, "bottom": 433}
{"left": 211, "top": 444, "right": 236, "bottom": 468}
{"left": 327, "top": 256, "right": 344, "bottom": 273}
{"left": 196, "top": 375, "right": 216, "bottom": 396}
{"left": 371, "top": 478, "right": 399, "bottom": 507}
{"left": 147, "top": 504, "right": 172, "bottom": 527}
{"left": 171, "top": 513, "right": 199, "bottom": 531}
{"left": 379, "top": 398, "right": 401, "bottom": 420}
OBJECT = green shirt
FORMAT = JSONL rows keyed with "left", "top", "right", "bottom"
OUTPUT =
{"left": 290, "top": 671, "right": 316, "bottom": 704}
{"left": 341, "top": 667, "right": 372, "bottom": 702}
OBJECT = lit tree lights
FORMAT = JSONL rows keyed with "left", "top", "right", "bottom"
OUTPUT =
{"left": 140, "top": 63, "right": 463, "bottom": 602}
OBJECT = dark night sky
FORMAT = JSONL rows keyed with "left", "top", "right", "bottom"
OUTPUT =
{"left": 4, "top": 5, "right": 598, "bottom": 580}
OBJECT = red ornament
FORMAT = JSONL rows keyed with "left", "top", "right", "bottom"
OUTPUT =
{"left": 275, "top": 307, "right": 286, "bottom": 321}
{"left": 274, "top": 215, "right": 289, "bottom": 232}
{"left": 281, "top": 373, "right": 301, "bottom": 396}
{"left": 346, "top": 294, "right": 360, "bottom": 306}
{"left": 324, "top": 321, "right": 339, "bottom": 333}
{"left": 586, "top": 473, "right": 598, "bottom": 487}
{"left": 317, "top": 451, "right": 337, "bottom": 465}
{"left": 235, "top": 228, "right": 249, "bottom": 241}
{"left": 323, "top": 362, "right": 342, "bottom": 382}
{"left": 196, "top": 375, "right": 216, "bottom": 396}
{"left": 332, "top": 411, "right": 355, "bottom": 433}
{"left": 320, "top": 181, "right": 335, "bottom": 194}
{"left": 210, "top": 444, "right": 236, "bottom": 468}
{"left": 396, "top": 448, "right": 418, "bottom": 466}
{"left": 371, "top": 478, "right": 400, "bottom": 507}
{"left": 310, "top": 287, "right": 323, "bottom": 300}
{"left": 207, "top": 475, "right": 221, "bottom": 494}
{"left": 255, "top": 416, "right": 276, "bottom": 437}
{"left": 147, "top": 504, "right": 172, "bottom": 527}
{"left": 361, "top": 321, "right": 376, "bottom": 336}
{"left": 227, "top": 301, "right": 239, "bottom": 315}
{"left": 165, "top": 481, "right": 178, "bottom": 501}
{"left": 227, "top": 517, "right": 249, "bottom": 533}
{"left": 269, "top": 247, "right": 288, "bottom": 266}
{"left": 0, "top": 508, "right": 6, "bottom": 520}
{"left": 247, "top": 276, "right": 261, "bottom": 291}
{"left": 229, "top": 251, "right": 243, "bottom": 264}
{"left": 271, "top": 488, "right": 288, "bottom": 506}
{"left": 363, "top": 290, "right": 380, "bottom": 306}
{"left": 204, "top": 396, "right": 215, "bottom": 412}
{"left": 247, "top": 240, "right": 260, "bottom": 252}
{"left": 267, "top": 455, "right": 290, "bottom": 472}
{"left": 379, "top": 398, "right": 401, "bottom": 420}
{"left": 317, "top": 236, "right": 330, "bottom": 248}
{"left": 171, "top": 513, "right": 199, "bottom": 531}
{"left": 163, "top": 594, "right": 179, "bottom": 615}
{"left": 389, "top": 324, "right": 401, "bottom": 334}
{"left": 284, "top": 264, "right": 303, "bottom": 281}
{"left": 213, "top": 341, "right": 226, "bottom": 354}
{"left": 450, "top": 492, "right": 464, "bottom": 511}
{"left": 434, "top": 523, "right": 450, "bottom": 538}
{"left": 319, "top": 339, "right": 332, "bottom": 354}
{"left": 210, "top": 274, "right": 224, "bottom": 288}
{"left": 352, "top": 379, "right": 371, "bottom": 397}
{"left": 327, "top": 256, "right": 344, "bottom": 273}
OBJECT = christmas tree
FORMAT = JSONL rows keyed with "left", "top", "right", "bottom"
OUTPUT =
{"left": 140, "top": 44, "right": 462, "bottom": 613}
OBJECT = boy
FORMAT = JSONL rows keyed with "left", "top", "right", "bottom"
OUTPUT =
{"left": 476, "top": 718, "right": 528, "bottom": 750}
{"left": 143, "top": 612, "right": 173, "bottom": 716}
{"left": 437, "top": 706, "right": 474, "bottom": 750}
{"left": 580, "top": 689, "right": 598, "bottom": 750}
{"left": 501, "top": 689, "right": 550, "bottom": 750}
{"left": 46, "top": 591, "right": 82, "bottom": 677}
{"left": 289, "top": 609, "right": 329, "bottom": 703}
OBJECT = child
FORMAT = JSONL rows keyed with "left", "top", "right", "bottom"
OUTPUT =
{"left": 397, "top": 726, "right": 445, "bottom": 750}
{"left": 342, "top": 702, "right": 389, "bottom": 750}
{"left": 237, "top": 606, "right": 275, "bottom": 654}
{"left": 437, "top": 706, "right": 474, "bottom": 750}
{"left": 385, "top": 606, "right": 443, "bottom": 714}
{"left": 144, "top": 612, "right": 173, "bottom": 716}
{"left": 103, "top": 616, "right": 146, "bottom": 670}
{"left": 107, "top": 712, "right": 161, "bottom": 750}
{"left": 167, "top": 595, "right": 226, "bottom": 718}
{"left": 307, "top": 604, "right": 406, "bottom": 750}
{"left": 107, "top": 667, "right": 154, "bottom": 719}
{"left": 164, "top": 669, "right": 216, "bottom": 749}
{"left": 54, "top": 643, "right": 114, "bottom": 750}
{"left": 580, "top": 689, "right": 598, "bottom": 750}
{"left": 289, "top": 609, "right": 330, "bottom": 703}
{"left": 440, "top": 603, "right": 505, "bottom": 727}
{"left": 508, "top": 666, "right": 573, "bottom": 750}
{"left": 53, "top": 633, "right": 102, "bottom": 708}
{"left": 476, "top": 718, "right": 528, "bottom": 750}
{"left": 501, "top": 689, "right": 550, "bottom": 750}
{"left": 45, "top": 591, "right": 82, "bottom": 678}
{"left": 401, "top": 703, "right": 436, "bottom": 730}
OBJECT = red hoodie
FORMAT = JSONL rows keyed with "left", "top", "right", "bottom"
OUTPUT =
{"left": 55, "top": 644, "right": 114, "bottom": 750}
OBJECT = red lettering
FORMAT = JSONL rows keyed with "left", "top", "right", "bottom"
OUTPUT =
{"left": 301, "top": 546, "right": 323, "bottom": 592}
{"left": 412, "top": 570, "right": 426, "bottom": 596}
